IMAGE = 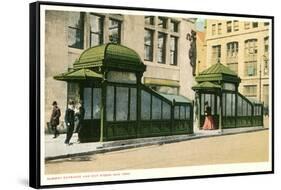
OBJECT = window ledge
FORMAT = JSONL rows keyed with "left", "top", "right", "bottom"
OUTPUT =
{"left": 144, "top": 61, "right": 180, "bottom": 70}
{"left": 68, "top": 47, "right": 84, "bottom": 54}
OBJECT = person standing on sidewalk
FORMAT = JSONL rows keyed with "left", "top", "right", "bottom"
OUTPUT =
{"left": 50, "top": 101, "right": 61, "bottom": 138}
{"left": 202, "top": 101, "right": 215, "bottom": 130}
{"left": 75, "top": 101, "right": 85, "bottom": 143}
{"left": 64, "top": 100, "right": 75, "bottom": 145}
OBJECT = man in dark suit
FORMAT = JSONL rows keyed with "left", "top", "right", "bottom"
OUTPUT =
{"left": 50, "top": 101, "right": 61, "bottom": 138}
{"left": 64, "top": 100, "right": 75, "bottom": 145}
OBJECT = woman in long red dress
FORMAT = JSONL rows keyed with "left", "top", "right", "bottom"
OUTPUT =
{"left": 202, "top": 101, "right": 215, "bottom": 130}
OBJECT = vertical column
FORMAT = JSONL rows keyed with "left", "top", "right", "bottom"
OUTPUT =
{"left": 190, "top": 102, "right": 194, "bottom": 134}
{"left": 235, "top": 85, "right": 238, "bottom": 128}
{"left": 258, "top": 36, "right": 264, "bottom": 103}
{"left": 214, "top": 92, "right": 217, "bottom": 128}
{"left": 99, "top": 69, "right": 107, "bottom": 142}
{"left": 251, "top": 103, "right": 254, "bottom": 127}
{"left": 219, "top": 90, "right": 223, "bottom": 131}
{"left": 136, "top": 73, "right": 142, "bottom": 138}
{"left": 83, "top": 12, "right": 90, "bottom": 49}
{"left": 198, "top": 92, "right": 201, "bottom": 129}
{"left": 171, "top": 99, "right": 175, "bottom": 134}
{"left": 103, "top": 15, "right": 109, "bottom": 43}
{"left": 165, "top": 18, "right": 170, "bottom": 65}
{"left": 261, "top": 103, "right": 264, "bottom": 127}
{"left": 153, "top": 17, "right": 158, "bottom": 63}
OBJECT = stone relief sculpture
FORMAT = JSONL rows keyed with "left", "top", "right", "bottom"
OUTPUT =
{"left": 187, "top": 30, "right": 197, "bottom": 76}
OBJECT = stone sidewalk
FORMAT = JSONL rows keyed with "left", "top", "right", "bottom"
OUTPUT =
{"left": 45, "top": 126, "right": 266, "bottom": 161}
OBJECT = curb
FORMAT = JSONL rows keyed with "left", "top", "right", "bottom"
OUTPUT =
{"left": 45, "top": 127, "right": 268, "bottom": 162}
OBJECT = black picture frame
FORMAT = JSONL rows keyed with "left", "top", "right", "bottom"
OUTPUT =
{"left": 30, "top": 1, "right": 274, "bottom": 188}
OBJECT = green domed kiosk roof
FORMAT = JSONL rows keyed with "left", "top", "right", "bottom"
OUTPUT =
{"left": 200, "top": 63, "right": 237, "bottom": 76}
{"left": 195, "top": 63, "right": 241, "bottom": 84}
{"left": 73, "top": 43, "right": 146, "bottom": 72}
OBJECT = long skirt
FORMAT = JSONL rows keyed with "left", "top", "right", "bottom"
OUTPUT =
{"left": 202, "top": 116, "right": 215, "bottom": 130}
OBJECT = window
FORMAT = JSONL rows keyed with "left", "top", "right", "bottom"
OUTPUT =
{"left": 107, "top": 71, "right": 137, "bottom": 84}
{"left": 106, "top": 86, "right": 114, "bottom": 121}
{"left": 211, "top": 45, "right": 221, "bottom": 64}
{"left": 158, "top": 17, "right": 167, "bottom": 29}
{"left": 254, "top": 105, "right": 262, "bottom": 116}
{"left": 227, "top": 21, "right": 232, "bottom": 33}
{"left": 224, "top": 93, "right": 236, "bottom": 116}
{"left": 218, "top": 23, "right": 222, "bottom": 35}
{"left": 237, "top": 95, "right": 252, "bottom": 117}
{"left": 226, "top": 42, "right": 239, "bottom": 73}
{"left": 68, "top": 12, "right": 84, "bottom": 49}
{"left": 185, "top": 106, "right": 191, "bottom": 119}
{"left": 244, "top": 22, "right": 250, "bottom": 29}
{"left": 252, "top": 22, "right": 258, "bottom": 28}
{"left": 212, "top": 24, "right": 216, "bottom": 35}
{"left": 162, "top": 101, "right": 171, "bottom": 119}
{"left": 83, "top": 88, "right": 92, "bottom": 119}
{"left": 89, "top": 14, "right": 103, "bottom": 47}
{"left": 180, "top": 106, "right": 186, "bottom": 120}
{"left": 170, "top": 20, "right": 179, "bottom": 32}
{"left": 264, "top": 36, "right": 269, "bottom": 53}
{"left": 130, "top": 88, "right": 137, "bottom": 121}
{"left": 223, "top": 83, "right": 236, "bottom": 91}
{"left": 244, "top": 39, "right": 258, "bottom": 76}
{"left": 92, "top": 88, "right": 101, "bottom": 119}
{"left": 233, "top": 20, "right": 239, "bottom": 31}
{"left": 244, "top": 85, "right": 257, "bottom": 97}
{"left": 83, "top": 87, "right": 101, "bottom": 119}
{"left": 152, "top": 95, "right": 162, "bottom": 120}
{"left": 264, "top": 37, "right": 269, "bottom": 75}
{"left": 144, "top": 17, "right": 180, "bottom": 66}
{"left": 145, "top": 16, "right": 154, "bottom": 25}
{"left": 106, "top": 86, "right": 136, "bottom": 121}
{"left": 109, "top": 19, "right": 121, "bottom": 43}
{"left": 227, "top": 42, "right": 239, "bottom": 57}
{"left": 201, "top": 94, "right": 216, "bottom": 115}
{"left": 157, "top": 32, "right": 166, "bottom": 63}
{"left": 144, "top": 29, "right": 154, "bottom": 61}
{"left": 67, "top": 83, "right": 80, "bottom": 103}
{"left": 242, "top": 99, "right": 248, "bottom": 116}
{"left": 170, "top": 36, "right": 178, "bottom": 65}
{"left": 141, "top": 90, "right": 151, "bottom": 120}
{"left": 116, "top": 87, "right": 129, "bottom": 121}
{"left": 174, "top": 106, "right": 180, "bottom": 119}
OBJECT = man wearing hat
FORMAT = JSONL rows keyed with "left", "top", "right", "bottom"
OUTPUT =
{"left": 64, "top": 100, "right": 75, "bottom": 145}
{"left": 50, "top": 101, "right": 61, "bottom": 138}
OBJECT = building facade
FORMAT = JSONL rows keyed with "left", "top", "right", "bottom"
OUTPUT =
{"left": 196, "top": 31, "right": 207, "bottom": 75}
{"left": 45, "top": 10, "right": 196, "bottom": 127}
{"left": 200, "top": 19, "right": 270, "bottom": 108}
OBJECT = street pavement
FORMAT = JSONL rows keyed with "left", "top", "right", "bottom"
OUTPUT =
{"left": 45, "top": 125, "right": 266, "bottom": 160}
{"left": 45, "top": 129, "right": 269, "bottom": 174}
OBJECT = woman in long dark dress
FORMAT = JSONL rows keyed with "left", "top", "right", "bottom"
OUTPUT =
{"left": 202, "top": 101, "right": 215, "bottom": 130}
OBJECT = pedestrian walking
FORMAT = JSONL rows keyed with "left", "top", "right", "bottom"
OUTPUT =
{"left": 50, "top": 101, "right": 61, "bottom": 138}
{"left": 64, "top": 100, "right": 75, "bottom": 145}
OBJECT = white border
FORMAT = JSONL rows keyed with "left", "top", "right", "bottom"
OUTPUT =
{"left": 39, "top": 4, "right": 272, "bottom": 186}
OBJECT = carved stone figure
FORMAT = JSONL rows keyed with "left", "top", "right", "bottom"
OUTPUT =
{"left": 188, "top": 30, "right": 197, "bottom": 76}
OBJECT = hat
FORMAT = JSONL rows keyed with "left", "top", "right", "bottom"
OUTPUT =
{"left": 52, "top": 101, "right": 57, "bottom": 106}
